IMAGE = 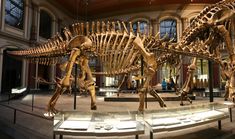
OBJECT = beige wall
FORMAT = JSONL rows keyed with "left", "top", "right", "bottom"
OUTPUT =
{"left": 0, "top": 0, "right": 74, "bottom": 92}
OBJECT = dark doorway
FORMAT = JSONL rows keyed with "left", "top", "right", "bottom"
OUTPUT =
{"left": 1, "top": 48, "right": 22, "bottom": 94}
{"left": 38, "top": 64, "right": 50, "bottom": 90}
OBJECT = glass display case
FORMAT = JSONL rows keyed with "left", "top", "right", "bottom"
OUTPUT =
{"left": 144, "top": 102, "right": 229, "bottom": 134}
{"left": 53, "top": 102, "right": 231, "bottom": 139}
{"left": 53, "top": 110, "right": 145, "bottom": 139}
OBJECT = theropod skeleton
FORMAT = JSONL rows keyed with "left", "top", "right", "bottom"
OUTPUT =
{"left": 9, "top": 0, "right": 235, "bottom": 116}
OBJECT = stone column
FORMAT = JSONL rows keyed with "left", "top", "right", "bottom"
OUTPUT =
{"left": 181, "top": 18, "right": 189, "bottom": 31}
{"left": 0, "top": 0, "right": 6, "bottom": 31}
{"left": 49, "top": 16, "right": 56, "bottom": 89}
{"left": 49, "top": 65, "right": 55, "bottom": 89}
{"left": 30, "top": 3, "right": 38, "bottom": 42}
{"left": 35, "top": 62, "right": 38, "bottom": 89}
{"left": 231, "top": 18, "right": 235, "bottom": 48}
{"left": 0, "top": 0, "right": 2, "bottom": 30}
{"left": 179, "top": 18, "right": 190, "bottom": 87}
{"left": 24, "top": 0, "right": 29, "bottom": 39}
{"left": 21, "top": 59, "right": 27, "bottom": 87}
{"left": 0, "top": 49, "right": 3, "bottom": 93}
{"left": 150, "top": 19, "right": 157, "bottom": 35}
{"left": 154, "top": 18, "right": 162, "bottom": 83}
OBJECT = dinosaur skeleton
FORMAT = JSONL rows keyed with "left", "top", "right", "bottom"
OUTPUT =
{"left": 150, "top": 0, "right": 235, "bottom": 104}
{"left": 8, "top": 0, "right": 235, "bottom": 116}
{"left": 137, "top": 0, "right": 235, "bottom": 104}
{"left": 9, "top": 20, "right": 169, "bottom": 116}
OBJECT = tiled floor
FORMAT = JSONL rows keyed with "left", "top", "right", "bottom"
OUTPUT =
{"left": 0, "top": 92, "right": 234, "bottom": 139}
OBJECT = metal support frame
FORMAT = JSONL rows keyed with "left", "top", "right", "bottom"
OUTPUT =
{"left": 208, "top": 60, "right": 214, "bottom": 102}
{"left": 200, "top": 59, "right": 203, "bottom": 74}
{"left": 8, "top": 94, "right": 10, "bottom": 104}
{"left": 74, "top": 64, "right": 78, "bottom": 110}
{"left": 13, "top": 109, "right": 16, "bottom": 124}
{"left": 218, "top": 120, "right": 222, "bottom": 130}
{"left": 32, "top": 90, "right": 34, "bottom": 111}
{"left": 141, "top": 57, "right": 147, "bottom": 109}
{"left": 150, "top": 131, "right": 153, "bottom": 139}
{"left": 229, "top": 107, "right": 233, "bottom": 122}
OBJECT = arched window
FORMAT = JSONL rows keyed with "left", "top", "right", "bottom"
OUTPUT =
{"left": 132, "top": 21, "right": 148, "bottom": 34}
{"left": 39, "top": 10, "right": 52, "bottom": 39}
{"left": 5, "top": 0, "right": 24, "bottom": 29}
{"left": 160, "top": 19, "right": 177, "bottom": 42}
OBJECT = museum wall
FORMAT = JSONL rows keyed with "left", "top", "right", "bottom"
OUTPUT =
{"left": 0, "top": 0, "right": 74, "bottom": 93}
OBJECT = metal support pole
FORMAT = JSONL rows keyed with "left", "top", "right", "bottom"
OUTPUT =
{"left": 218, "top": 120, "right": 221, "bottom": 130}
{"left": 13, "top": 109, "right": 16, "bottom": 124}
{"left": 229, "top": 108, "right": 232, "bottom": 122}
{"left": 200, "top": 59, "right": 203, "bottom": 74}
{"left": 141, "top": 57, "right": 147, "bottom": 109}
{"left": 74, "top": 64, "right": 78, "bottom": 110}
{"left": 59, "top": 135, "right": 63, "bottom": 139}
{"left": 32, "top": 89, "right": 34, "bottom": 111}
{"left": 150, "top": 131, "right": 153, "bottom": 139}
{"left": 35, "top": 62, "right": 38, "bottom": 89}
{"left": 208, "top": 60, "right": 213, "bottom": 102}
{"left": 8, "top": 94, "right": 10, "bottom": 104}
{"left": 135, "top": 135, "right": 139, "bottom": 139}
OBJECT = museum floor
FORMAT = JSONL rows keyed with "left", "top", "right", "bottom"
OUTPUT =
{"left": 0, "top": 91, "right": 235, "bottom": 139}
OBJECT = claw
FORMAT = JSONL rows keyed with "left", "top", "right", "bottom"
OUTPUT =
{"left": 44, "top": 111, "right": 55, "bottom": 118}
{"left": 52, "top": 108, "right": 59, "bottom": 113}
{"left": 160, "top": 102, "right": 167, "bottom": 107}
{"left": 91, "top": 105, "right": 97, "bottom": 110}
{"left": 138, "top": 108, "right": 144, "bottom": 113}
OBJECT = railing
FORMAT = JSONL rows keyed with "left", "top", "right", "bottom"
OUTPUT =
{"left": 0, "top": 103, "right": 52, "bottom": 125}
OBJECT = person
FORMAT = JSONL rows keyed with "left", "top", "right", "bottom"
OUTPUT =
{"left": 169, "top": 77, "right": 175, "bottom": 90}
{"left": 167, "top": 79, "right": 171, "bottom": 90}
{"left": 221, "top": 61, "right": 230, "bottom": 100}
{"left": 161, "top": 78, "right": 167, "bottom": 90}
{"left": 131, "top": 80, "right": 137, "bottom": 89}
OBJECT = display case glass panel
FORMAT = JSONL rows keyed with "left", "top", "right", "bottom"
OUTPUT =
{"left": 144, "top": 102, "right": 229, "bottom": 132}
{"left": 54, "top": 111, "right": 145, "bottom": 137}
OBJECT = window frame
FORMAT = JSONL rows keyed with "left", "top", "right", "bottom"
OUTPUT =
{"left": 159, "top": 18, "right": 177, "bottom": 42}
{"left": 5, "top": 0, "right": 25, "bottom": 30}
{"left": 39, "top": 9, "right": 53, "bottom": 39}
{"left": 130, "top": 17, "right": 150, "bottom": 35}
